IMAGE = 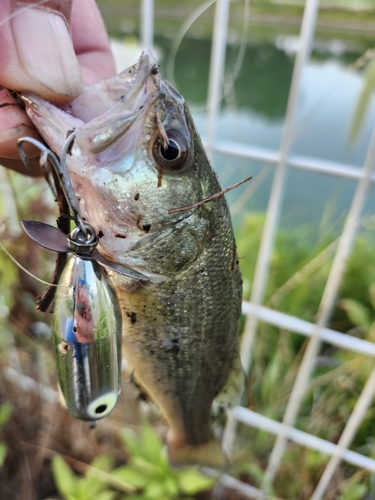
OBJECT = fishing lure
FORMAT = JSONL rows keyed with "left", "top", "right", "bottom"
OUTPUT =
{"left": 17, "top": 134, "right": 148, "bottom": 424}
{"left": 50, "top": 223, "right": 122, "bottom": 422}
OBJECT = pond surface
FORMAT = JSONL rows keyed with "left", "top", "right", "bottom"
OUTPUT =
{"left": 111, "top": 26, "right": 375, "bottom": 238}
{"left": 170, "top": 37, "right": 375, "bottom": 236}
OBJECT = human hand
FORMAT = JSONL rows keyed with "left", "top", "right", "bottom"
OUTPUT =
{"left": 0, "top": 0, "right": 116, "bottom": 175}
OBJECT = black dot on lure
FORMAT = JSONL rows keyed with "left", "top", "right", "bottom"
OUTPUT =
{"left": 95, "top": 404, "right": 108, "bottom": 414}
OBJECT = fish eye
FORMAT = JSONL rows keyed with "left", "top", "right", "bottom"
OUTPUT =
{"left": 160, "top": 140, "right": 180, "bottom": 161}
{"left": 152, "top": 130, "right": 188, "bottom": 170}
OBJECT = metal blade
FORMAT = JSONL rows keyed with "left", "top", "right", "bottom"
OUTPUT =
{"left": 22, "top": 220, "right": 70, "bottom": 253}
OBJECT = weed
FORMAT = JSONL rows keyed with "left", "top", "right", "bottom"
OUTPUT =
{"left": 52, "top": 423, "right": 215, "bottom": 500}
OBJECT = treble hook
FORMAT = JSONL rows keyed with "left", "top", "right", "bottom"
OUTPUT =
{"left": 17, "top": 132, "right": 87, "bottom": 236}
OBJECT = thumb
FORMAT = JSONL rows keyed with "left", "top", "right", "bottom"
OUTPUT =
{"left": 0, "top": 0, "right": 83, "bottom": 104}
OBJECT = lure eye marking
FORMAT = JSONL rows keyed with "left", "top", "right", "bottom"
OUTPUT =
{"left": 87, "top": 392, "right": 118, "bottom": 419}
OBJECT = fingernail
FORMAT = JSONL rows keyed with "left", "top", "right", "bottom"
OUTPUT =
{"left": 12, "top": 7, "right": 83, "bottom": 97}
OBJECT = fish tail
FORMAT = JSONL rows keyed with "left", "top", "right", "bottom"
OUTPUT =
{"left": 167, "top": 434, "right": 228, "bottom": 468}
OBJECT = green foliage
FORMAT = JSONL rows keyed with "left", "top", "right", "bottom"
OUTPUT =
{"left": 0, "top": 403, "right": 12, "bottom": 428}
{"left": 349, "top": 57, "right": 375, "bottom": 144}
{"left": 341, "top": 285, "right": 375, "bottom": 342}
{"left": 0, "top": 443, "right": 7, "bottom": 467}
{"left": 52, "top": 455, "right": 79, "bottom": 498}
{"left": 53, "top": 423, "right": 215, "bottom": 500}
{"left": 52, "top": 453, "right": 134, "bottom": 500}
{"left": 341, "top": 483, "right": 368, "bottom": 500}
{"left": 232, "top": 213, "right": 375, "bottom": 496}
{"left": 339, "top": 470, "right": 369, "bottom": 500}
{"left": 116, "top": 424, "right": 214, "bottom": 499}
{"left": 231, "top": 462, "right": 274, "bottom": 496}
{"left": 340, "top": 298, "right": 372, "bottom": 331}
{"left": 0, "top": 402, "right": 12, "bottom": 466}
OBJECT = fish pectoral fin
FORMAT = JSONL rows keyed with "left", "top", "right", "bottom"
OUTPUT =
{"left": 212, "top": 354, "right": 246, "bottom": 422}
{"left": 167, "top": 434, "right": 228, "bottom": 469}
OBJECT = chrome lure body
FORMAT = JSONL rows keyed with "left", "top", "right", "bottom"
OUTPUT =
{"left": 21, "top": 220, "right": 124, "bottom": 422}
{"left": 21, "top": 222, "right": 125, "bottom": 423}
{"left": 52, "top": 254, "right": 122, "bottom": 421}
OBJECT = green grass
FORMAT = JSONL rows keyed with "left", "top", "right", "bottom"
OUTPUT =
{"left": 2, "top": 176, "right": 375, "bottom": 497}
{"left": 2, "top": 193, "right": 375, "bottom": 497}
{"left": 231, "top": 212, "right": 375, "bottom": 498}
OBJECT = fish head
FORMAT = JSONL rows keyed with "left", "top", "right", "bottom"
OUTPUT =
{"left": 22, "top": 51, "right": 210, "bottom": 267}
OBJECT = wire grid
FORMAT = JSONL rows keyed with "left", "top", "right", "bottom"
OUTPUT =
{"left": 141, "top": 0, "right": 375, "bottom": 498}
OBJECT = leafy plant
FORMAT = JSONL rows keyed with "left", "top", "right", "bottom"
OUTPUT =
{"left": 339, "top": 470, "right": 369, "bottom": 500}
{"left": 53, "top": 423, "right": 215, "bottom": 500}
{"left": 349, "top": 56, "right": 375, "bottom": 144}
{"left": 340, "top": 283, "right": 375, "bottom": 339}
{"left": 0, "top": 403, "right": 12, "bottom": 467}
{"left": 231, "top": 213, "right": 375, "bottom": 497}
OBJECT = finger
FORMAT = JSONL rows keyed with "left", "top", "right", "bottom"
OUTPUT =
{"left": 0, "top": 88, "right": 43, "bottom": 176}
{"left": 71, "top": 0, "right": 116, "bottom": 84}
{"left": 0, "top": 0, "right": 83, "bottom": 104}
{"left": 0, "top": 0, "right": 115, "bottom": 174}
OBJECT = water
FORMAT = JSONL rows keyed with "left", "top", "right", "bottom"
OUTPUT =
{"left": 111, "top": 30, "right": 375, "bottom": 237}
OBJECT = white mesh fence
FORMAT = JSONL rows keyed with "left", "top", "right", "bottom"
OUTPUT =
{"left": 140, "top": 1, "right": 375, "bottom": 498}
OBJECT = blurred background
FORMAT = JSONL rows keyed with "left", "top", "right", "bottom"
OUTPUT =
{"left": 2, "top": 1, "right": 375, "bottom": 498}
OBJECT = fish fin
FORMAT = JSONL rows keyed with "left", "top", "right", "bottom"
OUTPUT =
{"left": 212, "top": 354, "right": 246, "bottom": 423}
{"left": 167, "top": 435, "right": 228, "bottom": 469}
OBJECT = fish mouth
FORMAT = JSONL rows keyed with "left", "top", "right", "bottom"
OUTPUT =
{"left": 75, "top": 51, "right": 160, "bottom": 152}
{"left": 73, "top": 50, "right": 189, "bottom": 161}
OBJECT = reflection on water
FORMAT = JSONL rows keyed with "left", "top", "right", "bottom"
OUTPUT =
{"left": 111, "top": 30, "right": 375, "bottom": 235}
{"left": 159, "top": 37, "right": 293, "bottom": 118}
{"left": 160, "top": 35, "right": 375, "bottom": 234}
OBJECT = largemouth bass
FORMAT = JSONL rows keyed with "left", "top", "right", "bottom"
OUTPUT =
{"left": 20, "top": 51, "right": 243, "bottom": 467}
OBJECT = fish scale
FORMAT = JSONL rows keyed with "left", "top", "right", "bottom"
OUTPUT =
{"left": 111, "top": 196, "right": 241, "bottom": 449}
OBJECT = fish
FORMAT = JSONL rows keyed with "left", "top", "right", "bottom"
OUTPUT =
{"left": 19, "top": 50, "right": 243, "bottom": 467}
